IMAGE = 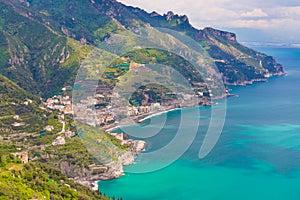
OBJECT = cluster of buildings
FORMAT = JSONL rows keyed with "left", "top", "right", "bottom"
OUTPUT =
{"left": 45, "top": 95, "right": 72, "bottom": 114}
{"left": 45, "top": 90, "right": 116, "bottom": 127}
{"left": 98, "top": 112, "right": 115, "bottom": 125}
{"left": 52, "top": 136, "right": 66, "bottom": 146}
{"left": 49, "top": 90, "right": 168, "bottom": 127}
{"left": 72, "top": 94, "right": 166, "bottom": 128}
{"left": 44, "top": 86, "right": 173, "bottom": 129}
{"left": 73, "top": 95, "right": 116, "bottom": 127}
{"left": 127, "top": 103, "right": 162, "bottom": 116}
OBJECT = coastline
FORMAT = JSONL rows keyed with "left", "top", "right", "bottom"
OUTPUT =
{"left": 224, "top": 71, "right": 286, "bottom": 86}
{"left": 104, "top": 107, "right": 182, "bottom": 133}
{"left": 138, "top": 108, "right": 182, "bottom": 123}
{"left": 92, "top": 107, "right": 186, "bottom": 190}
{"left": 102, "top": 76, "right": 283, "bottom": 134}
{"left": 93, "top": 72, "right": 286, "bottom": 191}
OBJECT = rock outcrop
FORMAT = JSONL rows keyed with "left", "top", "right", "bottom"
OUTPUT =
{"left": 59, "top": 139, "right": 146, "bottom": 190}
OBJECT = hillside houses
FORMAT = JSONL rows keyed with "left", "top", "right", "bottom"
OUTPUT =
{"left": 127, "top": 103, "right": 162, "bottom": 116}
{"left": 11, "top": 152, "right": 29, "bottom": 163}
{"left": 46, "top": 95, "right": 72, "bottom": 114}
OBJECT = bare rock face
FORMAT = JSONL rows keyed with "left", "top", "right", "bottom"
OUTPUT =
{"left": 166, "top": 11, "right": 175, "bottom": 21}
{"left": 132, "top": 140, "right": 147, "bottom": 154}
{"left": 101, "top": 141, "right": 146, "bottom": 180}
{"left": 58, "top": 139, "right": 146, "bottom": 190}
{"left": 181, "top": 15, "right": 189, "bottom": 22}
{"left": 59, "top": 161, "right": 108, "bottom": 190}
{"left": 150, "top": 11, "right": 160, "bottom": 17}
{"left": 204, "top": 27, "right": 237, "bottom": 42}
{"left": 61, "top": 26, "right": 76, "bottom": 38}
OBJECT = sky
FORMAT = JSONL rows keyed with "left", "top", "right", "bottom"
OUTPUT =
{"left": 119, "top": 0, "right": 300, "bottom": 44}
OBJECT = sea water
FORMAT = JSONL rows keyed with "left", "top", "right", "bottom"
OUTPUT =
{"left": 99, "top": 47, "right": 300, "bottom": 200}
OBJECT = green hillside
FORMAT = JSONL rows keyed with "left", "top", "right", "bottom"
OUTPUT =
{"left": 0, "top": 0, "right": 284, "bottom": 97}
{"left": 0, "top": 0, "right": 286, "bottom": 199}
{"left": 0, "top": 156, "right": 108, "bottom": 200}
{"left": 0, "top": 74, "right": 45, "bottom": 134}
{"left": 0, "top": 2, "right": 90, "bottom": 97}
{"left": 0, "top": 74, "right": 119, "bottom": 199}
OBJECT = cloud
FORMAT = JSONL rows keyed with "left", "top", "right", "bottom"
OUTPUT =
{"left": 118, "top": 0, "right": 300, "bottom": 42}
{"left": 241, "top": 8, "right": 268, "bottom": 18}
{"left": 227, "top": 18, "right": 296, "bottom": 29}
{"left": 272, "top": 6, "right": 300, "bottom": 19}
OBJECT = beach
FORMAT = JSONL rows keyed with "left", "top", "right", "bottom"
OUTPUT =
{"left": 104, "top": 107, "right": 183, "bottom": 133}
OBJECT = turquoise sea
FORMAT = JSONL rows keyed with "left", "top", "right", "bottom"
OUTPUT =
{"left": 99, "top": 47, "right": 300, "bottom": 199}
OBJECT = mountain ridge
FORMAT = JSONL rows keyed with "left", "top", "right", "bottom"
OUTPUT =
{"left": 0, "top": 0, "right": 284, "bottom": 97}
{"left": 0, "top": 0, "right": 286, "bottom": 199}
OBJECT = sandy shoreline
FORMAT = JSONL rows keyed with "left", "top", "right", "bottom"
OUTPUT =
{"left": 104, "top": 107, "right": 182, "bottom": 133}
{"left": 138, "top": 108, "right": 182, "bottom": 122}
{"left": 90, "top": 74, "right": 284, "bottom": 190}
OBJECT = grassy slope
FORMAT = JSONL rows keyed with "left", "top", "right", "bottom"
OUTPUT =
{"left": 0, "top": 74, "right": 118, "bottom": 199}
{"left": 0, "top": 157, "right": 108, "bottom": 200}
{"left": 0, "top": 0, "right": 284, "bottom": 97}
{"left": 0, "top": 2, "right": 95, "bottom": 97}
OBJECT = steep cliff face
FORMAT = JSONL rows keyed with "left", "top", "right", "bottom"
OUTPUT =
{"left": 0, "top": 0, "right": 284, "bottom": 97}
{"left": 0, "top": 2, "right": 91, "bottom": 97}
{"left": 0, "top": 0, "right": 286, "bottom": 197}
{"left": 0, "top": 159, "right": 108, "bottom": 199}
{"left": 57, "top": 140, "right": 146, "bottom": 190}
{"left": 204, "top": 27, "right": 237, "bottom": 42}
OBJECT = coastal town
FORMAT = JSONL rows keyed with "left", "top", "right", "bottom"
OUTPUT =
{"left": 45, "top": 87, "right": 170, "bottom": 129}
{"left": 44, "top": 79, "right": 232, "bottom": 132}
{"left": 2, "top": 76, "right": 232, "bottom": 192}
{"left": 43, "top": 87, "right": 150, "bottom": 142}
{"left": 7, "top": 75, "right": 228, "bottom": 175}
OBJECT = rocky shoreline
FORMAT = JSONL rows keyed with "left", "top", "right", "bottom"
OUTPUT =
{"left": 68, "top": 139, "right": 146, "bottom": 191}
{"left": 77, "top": 96, "right": 226, "bottom": 190}
{"left": 73, "top": 73, "right": 286, "bottom": 191}
{"left": 224, "top": 72, "right": 286, "bottom": 86}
